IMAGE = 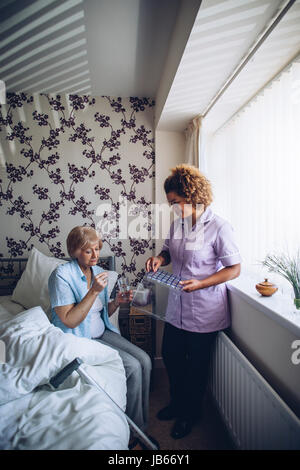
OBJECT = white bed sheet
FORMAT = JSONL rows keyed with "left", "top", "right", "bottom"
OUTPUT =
{"left": 0, "top": 301, "right": 129, "bottom": 450}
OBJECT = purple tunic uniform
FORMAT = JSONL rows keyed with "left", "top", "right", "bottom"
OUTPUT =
{"left": 162, "top": 206, "right": 242, "bottom": 333}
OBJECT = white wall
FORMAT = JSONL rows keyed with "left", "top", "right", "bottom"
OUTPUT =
{"left": 155, "top": 0, "right": 202, "bottom": 129}
{"left": 154, "top": 129, "right": 185, "bottom": 235}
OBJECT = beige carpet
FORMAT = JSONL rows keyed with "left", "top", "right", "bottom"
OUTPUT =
{"left": 146, "top": 367, "right": 234, "bottom": 451}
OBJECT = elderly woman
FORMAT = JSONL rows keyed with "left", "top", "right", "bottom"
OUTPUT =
{"left": 48, "top": 226, "right": 152, "bottom": 437}
{"left": 146, "top": 164, "right": 242, "bottom": 439}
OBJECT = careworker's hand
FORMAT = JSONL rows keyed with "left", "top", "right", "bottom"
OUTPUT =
{"left": 179, "top": 279, "right": 203, "bottom": 292}
{"left": 145, "top": 256, "right": 163, "bottom": 273}
{"left": 90, "top": 272, "right": 108, "bottom": 294}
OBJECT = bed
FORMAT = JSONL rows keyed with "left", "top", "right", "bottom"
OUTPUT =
{"left": 0, "top": 248, "right": 130, "bottom": 450}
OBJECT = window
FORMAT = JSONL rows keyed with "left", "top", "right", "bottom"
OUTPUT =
{"left": 204, "top": 59, "right": 300, "bottom": 295}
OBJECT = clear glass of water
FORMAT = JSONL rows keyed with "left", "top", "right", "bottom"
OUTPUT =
{"left": 117, "top": 275, "right": 130, "bottom": 301}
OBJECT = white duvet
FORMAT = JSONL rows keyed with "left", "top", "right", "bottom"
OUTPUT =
{"left": 0, "top": 304, "right": 129, "bottom": 450}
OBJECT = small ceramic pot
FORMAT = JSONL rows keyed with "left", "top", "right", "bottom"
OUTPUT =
{"left": 255, "top": 278, "right": 278, "bottom": 297}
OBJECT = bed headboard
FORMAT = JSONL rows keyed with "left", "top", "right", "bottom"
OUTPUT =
{"left": 0, "top": 256, "right": 116, "bottom": 297}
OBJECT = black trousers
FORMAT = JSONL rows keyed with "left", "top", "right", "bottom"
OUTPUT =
{"left": 162, "top": 322, "right": 218, "bottom": 420}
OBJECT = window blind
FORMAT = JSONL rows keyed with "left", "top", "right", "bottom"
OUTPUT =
{"left": 204, "top": 58, "right": 300, "bottom": 294}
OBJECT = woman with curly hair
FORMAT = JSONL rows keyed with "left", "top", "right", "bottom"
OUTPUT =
{"left": 146, "top": 164, "right": 242, "bottom": 439}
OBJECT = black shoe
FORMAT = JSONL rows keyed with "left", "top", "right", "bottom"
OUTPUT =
{"left": 170, "top": 418, "right": 194, "bottom": 439}
{"left": 156, "top": 404, "right": 177, "bottom": 421}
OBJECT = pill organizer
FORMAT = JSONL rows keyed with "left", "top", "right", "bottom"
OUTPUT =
{"left": 145, "top": 269, "right": 183, "bottom": 291}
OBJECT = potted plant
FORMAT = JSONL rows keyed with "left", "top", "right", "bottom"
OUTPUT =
{"left": 261, "top": 250, "right": 300, "bottom": 310}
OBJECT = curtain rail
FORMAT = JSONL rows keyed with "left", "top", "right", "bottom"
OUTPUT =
{"left": 213, "top": 50, "right": 300, "bottom": 136}
{"left": 202, "top": 0, "right": 297, "bottom": 119}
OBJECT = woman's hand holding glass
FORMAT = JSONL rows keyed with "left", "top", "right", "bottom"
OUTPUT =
{"left": 117, "top": 276, "right": 133, "bottom": 304}
{"left": 116, "top": 289, "right": 133, "bottom": 304}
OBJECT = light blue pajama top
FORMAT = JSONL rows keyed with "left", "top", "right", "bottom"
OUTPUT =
{"left": 48, "top": 258, "right": 119, "bottom": 338}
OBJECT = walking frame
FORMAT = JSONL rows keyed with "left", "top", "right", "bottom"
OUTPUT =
{"left": 50, "top": 357, "right": 159, "bottom": 451}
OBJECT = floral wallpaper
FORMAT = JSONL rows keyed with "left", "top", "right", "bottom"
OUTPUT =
{"left": 0, "top": 93, "right": 155, "bottom": 285}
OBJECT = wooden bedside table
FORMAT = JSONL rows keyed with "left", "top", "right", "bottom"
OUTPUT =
{"left": 118, "top": 303, "right": 155, "bottom": 363}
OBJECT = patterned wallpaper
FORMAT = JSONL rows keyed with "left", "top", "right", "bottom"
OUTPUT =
{"left": 0, "top": 93, "right": 155, "bottom": 285}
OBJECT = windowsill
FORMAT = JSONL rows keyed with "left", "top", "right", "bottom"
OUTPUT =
{"left": 227, "top": 275, "right": 300, "bottom": 336}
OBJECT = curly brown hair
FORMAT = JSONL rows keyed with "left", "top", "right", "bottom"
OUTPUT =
{"left": 164, "top": 164, "right": 213, "bottom": 208}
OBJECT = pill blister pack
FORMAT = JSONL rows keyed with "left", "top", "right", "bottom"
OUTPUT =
{"left": 145, "top": 269, "right": 183, "bottom": 291}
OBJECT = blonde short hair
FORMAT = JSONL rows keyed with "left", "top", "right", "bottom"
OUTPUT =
{"left": 66, "top": 226, "right": 103, "bottom": 259}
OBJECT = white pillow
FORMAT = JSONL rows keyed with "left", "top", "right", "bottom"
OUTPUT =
{"left": 11, "top": 247, "right": 65, "bottom": 317}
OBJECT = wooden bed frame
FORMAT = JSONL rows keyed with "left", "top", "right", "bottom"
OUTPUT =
{"left": 0, "top": 256, "right": 116, "bottom": 297}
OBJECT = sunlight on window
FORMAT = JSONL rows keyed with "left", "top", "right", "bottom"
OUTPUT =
{"left": 205, "top": 59, "right": 300, "bottom": 293}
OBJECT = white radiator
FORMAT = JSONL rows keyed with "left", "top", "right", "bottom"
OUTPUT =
{"left": 209, "top": 332, "right": 300, "bottom": 450}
